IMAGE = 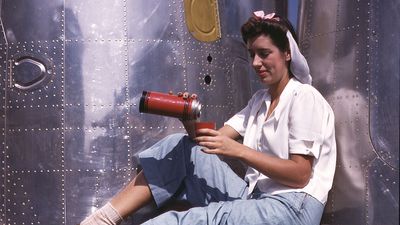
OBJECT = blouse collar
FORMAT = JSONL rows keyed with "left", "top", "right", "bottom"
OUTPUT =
{"left": 265, "top": 78, "right": 302, "bottom": 121}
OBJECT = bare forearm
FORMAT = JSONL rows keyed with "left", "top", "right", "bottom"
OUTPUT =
{"left": 196, "top": 125, "right": 313, "bottom": 188}
{"left": 237, "top": 146, "right": 312, "bottom": 188}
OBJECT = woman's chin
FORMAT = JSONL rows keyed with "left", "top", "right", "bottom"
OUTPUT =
{"left": 259, "top": 78, "right": 273, "bottom": 85}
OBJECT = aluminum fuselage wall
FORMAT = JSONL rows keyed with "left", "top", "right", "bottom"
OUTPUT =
{"left": 0, "top": 0, "right": 398, "bottom": 225}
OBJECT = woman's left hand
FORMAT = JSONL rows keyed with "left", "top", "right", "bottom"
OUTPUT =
{"left": 194, "top": 129, "right": 243, "bottom": 158}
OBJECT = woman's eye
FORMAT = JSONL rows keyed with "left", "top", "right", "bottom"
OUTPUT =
{"left": 259, "top": 52, "right": 270, "bottom": 58}
{"left": 248, "top": 50, "right": 270, "bottom": 59}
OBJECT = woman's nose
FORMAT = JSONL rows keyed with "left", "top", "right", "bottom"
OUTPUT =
{"left": 252, "top": 55, "right": 262, "bottom": 68}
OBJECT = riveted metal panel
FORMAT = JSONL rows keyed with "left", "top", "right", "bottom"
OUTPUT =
{"left": 299, "top": 1, "right": 399, "bottom": 225}
{"left": 0, "top": 0, "right": 310, "bottom": 224}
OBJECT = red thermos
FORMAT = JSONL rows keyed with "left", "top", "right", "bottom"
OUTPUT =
{"left": 139, "top": 91, "right": 202, "bottom": 120}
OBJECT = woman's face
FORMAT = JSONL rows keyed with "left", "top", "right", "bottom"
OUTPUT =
{"left": 247, "top": 34, "right": 290, "bottom": 86}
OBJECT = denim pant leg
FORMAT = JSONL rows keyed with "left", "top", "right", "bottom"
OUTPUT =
{"left": 144, "top": 192, "right": 324, "bottom": 225}
{"left": 139, "top": 134, "right": 324, "bottom": 225}
{"left": 138, "top": 133, "right": 248, "bottom": 208}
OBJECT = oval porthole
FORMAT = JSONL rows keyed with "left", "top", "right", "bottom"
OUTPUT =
{"left": 11, "top": 54, "right": 53, "bottom": 91}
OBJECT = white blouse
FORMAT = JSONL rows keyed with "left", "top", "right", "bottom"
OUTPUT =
{"left": 225, "top": 78, "right": 336, "bottom": 204}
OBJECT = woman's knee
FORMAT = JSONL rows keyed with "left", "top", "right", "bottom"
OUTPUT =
{"left": 139, "top": 133, "right": 187, "bottom": 159}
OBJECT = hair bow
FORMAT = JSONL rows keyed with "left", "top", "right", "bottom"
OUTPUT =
{"left": 253, "top": 11, "right": 276, "bottom": 20}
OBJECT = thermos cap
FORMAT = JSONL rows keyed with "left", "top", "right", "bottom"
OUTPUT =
{"left": 190, "top": 99, "right": 202, "bottom": 119}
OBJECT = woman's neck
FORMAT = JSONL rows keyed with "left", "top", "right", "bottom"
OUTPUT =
{"left": 268, "top": 74, "right": 290, "bottom": 100}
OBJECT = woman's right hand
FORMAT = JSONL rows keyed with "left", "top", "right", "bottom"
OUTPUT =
{"left": 175, "top": 91, "right": 198, "bottom": 139}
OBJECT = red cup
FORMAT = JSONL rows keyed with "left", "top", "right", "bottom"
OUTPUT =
{"left": 195, "top": 121, "right": 216, "bottom": 137}
{"left": 195, "top": 121, "right": 216, "bottom": 130}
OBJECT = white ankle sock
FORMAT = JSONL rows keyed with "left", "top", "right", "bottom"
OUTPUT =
{"left": 80, "top": 202, "right": 123, "bottom": 225}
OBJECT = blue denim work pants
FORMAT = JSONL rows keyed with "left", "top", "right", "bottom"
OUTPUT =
{"left": 139, "top": 134, "right": 324, "bottom": 225}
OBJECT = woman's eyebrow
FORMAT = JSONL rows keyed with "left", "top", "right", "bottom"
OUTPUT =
{"left": 255, "top": 48, "right": 272, "bottom": 53}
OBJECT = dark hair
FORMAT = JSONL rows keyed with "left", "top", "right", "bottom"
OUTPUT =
{"left": 240, "top": 14, "right": 298, "bottom": 53}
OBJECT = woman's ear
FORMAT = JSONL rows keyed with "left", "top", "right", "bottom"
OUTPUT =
{"left": 285, "top": 51, "right": 291, "bottom": 61}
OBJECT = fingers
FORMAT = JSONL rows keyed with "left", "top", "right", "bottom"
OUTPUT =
{"left": 194, "top": 135, "right": 220, "bottom": 149}
{"left": 201, "top": 148, "right": 217, "bottom": 154}
{"left": 197, "top": 140, "right": 218, "bottom": 150}
{"left": 175, "top": 91, "right": 197, "bottom": 99}
{"left": 194, "top": 129, "right": 220, "bottom": 146}
{"left": 195, "top": 128, "right": 218, "bottom": 137}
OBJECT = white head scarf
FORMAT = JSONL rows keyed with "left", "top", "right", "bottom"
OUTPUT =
{"left": 253, "top": 11, "right": 312, "bottom": 84}
{"left": 286, "top": 31, "right": 312, "bottom": 84}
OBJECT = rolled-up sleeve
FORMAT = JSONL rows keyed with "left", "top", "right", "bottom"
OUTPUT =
{"left": 288, "top": 86, "right": 326, "bottom": 158}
